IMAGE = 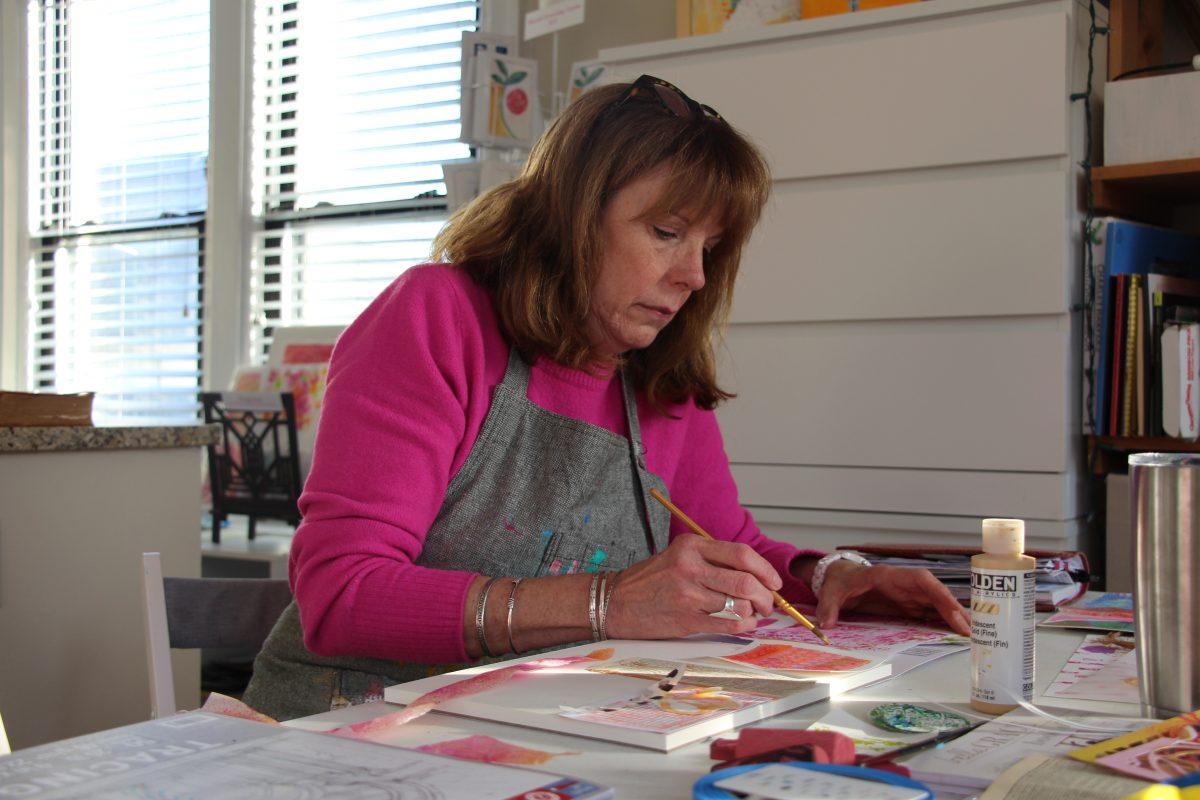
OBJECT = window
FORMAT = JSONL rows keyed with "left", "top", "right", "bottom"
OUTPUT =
{"left": 249, "top": 0, "right": 476, "bottom": 362}
{"left": 27, "top": 0, "right": 209, "bottom": 425}
{"left": 19, "top": 0, "right": 479, "bottom": 418}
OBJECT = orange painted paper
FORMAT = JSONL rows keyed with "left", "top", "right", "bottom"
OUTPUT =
{"left": 722, "top": 643, "right": 870, "bottom": 672}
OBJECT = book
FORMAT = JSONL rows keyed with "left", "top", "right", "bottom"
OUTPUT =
{"left": 0, "top": 711, "right": 614, "bottom": 799}
{"left": 1122, "top": 277, "right": 1140, "bottom": 435}
{"left": 1162, "top": 322, "right": 1200, "bottom": 439}
{"left": 384, "top": 638, "right": 844, "bottom": 751}
{"left": 1147, "top": 272, "right": 1200, "bottom": 435}
{"left": 1083, "top": 218, "right": 1112, "bottom": 434}
{"left": 1110, "top": 274, "right": 1127, "bottom": 435}
{"left": 905, "top": 710, "right": 1151, "bottom": 795}
{"left": 978, "top": 754, "right": 1153, "bottom": 800}
{"left": 1132, "top": 277, "right": 1142, "bottom": 434}
{"left": 0, "top": 391, "right": 94, "bottom": 427}
{"left": 1095, "top": 220, "right": 1200, "bottom": 431}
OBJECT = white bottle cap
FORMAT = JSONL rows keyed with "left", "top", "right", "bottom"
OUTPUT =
{"left": 982, "top": 518, "right": 1025, "bottom": 554}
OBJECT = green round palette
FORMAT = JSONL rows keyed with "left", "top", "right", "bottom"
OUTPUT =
{"left": 868, "top": 703, "right": 971, "bottom": 734}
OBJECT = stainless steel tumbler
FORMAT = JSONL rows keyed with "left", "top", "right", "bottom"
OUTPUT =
{"left": 1130, "top": 452, "right": 1200, "bottom": 718}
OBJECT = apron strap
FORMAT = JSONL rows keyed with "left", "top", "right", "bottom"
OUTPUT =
{"left": 501, "top": 346, "right": 533, "bottom": 393}
{"left": 620, "top": 369, "right": 660, "bottom": 555}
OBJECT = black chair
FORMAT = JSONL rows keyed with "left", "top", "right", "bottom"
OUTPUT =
{"left": 142, "top": 552, "right": 292, "bottom": 717}
{"left": 202, "top": 391, "right": 302, "bottom": 543}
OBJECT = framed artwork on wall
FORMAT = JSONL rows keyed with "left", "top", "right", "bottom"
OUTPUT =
{"left": 676, "top": 0, "right": 923, "bottom": 36}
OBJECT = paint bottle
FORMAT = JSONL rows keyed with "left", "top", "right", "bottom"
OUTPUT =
{"left": 970, "top": 517, "right": 1036, "bottom": 714}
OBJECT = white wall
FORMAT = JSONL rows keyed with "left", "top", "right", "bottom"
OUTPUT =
{"left": 519, "top": 0, "right": 676, "bottom": 109}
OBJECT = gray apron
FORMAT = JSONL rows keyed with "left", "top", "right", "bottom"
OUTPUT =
{"left": 243, "top": 347, "right": 672, "bottom": 720}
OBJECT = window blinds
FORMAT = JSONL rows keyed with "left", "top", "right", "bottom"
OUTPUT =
{"left": 28, "top": 0, "right": 209, "bottom": 425}
{"left": 249, "top": 0, "right": 476, "bottom": 361}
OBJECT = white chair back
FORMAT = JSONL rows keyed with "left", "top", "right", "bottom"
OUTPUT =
{"left": 141, "top": 552, "right": 176, "bottom": 718}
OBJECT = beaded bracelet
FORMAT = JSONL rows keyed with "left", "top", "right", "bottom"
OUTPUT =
{"left": 505, "top": 578, "right": 524, "bottom": 655}
{"left": 475, "top": 577, "right": 501, "bottom": 658}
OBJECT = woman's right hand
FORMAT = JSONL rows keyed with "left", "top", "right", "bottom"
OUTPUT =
{"left": 604, "top": 535, "right": 782, "bottom": 639}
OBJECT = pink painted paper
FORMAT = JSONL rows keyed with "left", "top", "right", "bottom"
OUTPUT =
{"left": 1050, "top": 649, "right": 1139, "bottom": 704}
{"left": 1045, "top": 634, "right": 1136, "bottom": 702}
{"left": 265, "top": 365, "right": 327, "bottom": 431}
{"left": 721, "top": 643, "right": 871, "bottom": 673}
{"left": 282, "top": 343, "right": 335, "bottom": 365}
{"left": 750, "top": 621, "right": 955, "bottom": 652}
{"left": 330, "top": 647, "right": 615, "bottom": 740}
{"left": 416, "top": 734, "right": 575, "bottom": 765}
{"left": 200, "top": 691, "right": 279, "bottom": 725}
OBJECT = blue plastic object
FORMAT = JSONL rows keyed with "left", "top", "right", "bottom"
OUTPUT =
{"left": 693, "top": 761, "right": 934, "bottom": 799}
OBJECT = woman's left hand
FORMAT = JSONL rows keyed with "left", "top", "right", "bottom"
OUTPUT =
{"left": 812, "top": 560, "right": 971, "bottom": 636}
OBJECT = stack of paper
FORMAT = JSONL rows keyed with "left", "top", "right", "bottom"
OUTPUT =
{"left": 0, "top": 712, "right": 615, "bottom": 799}
{"left": 842, "top": 551, "right": 1085, "bottom": 606}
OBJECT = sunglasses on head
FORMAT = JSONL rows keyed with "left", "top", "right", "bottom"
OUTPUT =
{"left": 612, "top": 74, "right": 722, "bottom": 122}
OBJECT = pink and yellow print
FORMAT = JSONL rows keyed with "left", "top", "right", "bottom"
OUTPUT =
{"left": 750, "top": 620, "right": 959, "bottom": 653}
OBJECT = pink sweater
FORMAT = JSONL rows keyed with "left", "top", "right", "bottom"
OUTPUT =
{"left": 291, "top": 264, "right": 820, "bottom": 663}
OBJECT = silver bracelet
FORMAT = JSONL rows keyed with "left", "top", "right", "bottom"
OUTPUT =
{"left": 598, "top": 572, "right": 613, "bottom": 641}
{"left": 475, "top": 577, "right": 501, "bottom": 658}
{"left": 505, "top": 578, "right": 524, "bottom": 655}
{"left": 587, "top": 571, "right": 602, "bottom": 642}
{"left": 810, "top": 552, "right": 871, "bottom": 596}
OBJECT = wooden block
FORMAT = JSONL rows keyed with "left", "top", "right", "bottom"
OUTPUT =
{"left": 0, "top": 391, "right": 94, "bottom": 427}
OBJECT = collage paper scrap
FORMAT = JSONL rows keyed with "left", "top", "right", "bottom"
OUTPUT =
{"left": 1041, "top": 592, "right": 1134, "bottom": 633}
{"left": 721, "top": 643, "right": 873, "bottom": 672}
{"left": 560, "top": 689, "right": 771, "bottom": 734}
{"left": 750, "top": 618, "right": 967, "bottom": 653}
{"left": 587, "top": 658, "right": 815, "bottom": 699}
{"left": 416, "top": 735, "right": 576, "bottom": 766}
{"left": 1045, "top": 634, "right": 1138, "bottom": 703}
{"left": 808, "top": 707, "right": 918, "bottom": 757}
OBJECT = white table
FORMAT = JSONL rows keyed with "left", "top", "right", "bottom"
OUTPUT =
{"left": 286, "top": 626, "right": 1142, "bottom": 799}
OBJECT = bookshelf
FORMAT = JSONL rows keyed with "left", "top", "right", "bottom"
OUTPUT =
{"left": 1084, "top": 1, "right": 1200, "bottom": 473}
{"left": 1088, "top": 435, "right": 1200, "bottom": 475}
{"left": 1085, "top": 157, "right": 1200, "bottom": 463}
{"left": 1092, "top": 158, "right": 1200, "bottom": 226}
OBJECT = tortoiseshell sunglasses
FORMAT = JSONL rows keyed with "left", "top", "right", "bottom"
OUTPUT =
{"left": 611, "top": 74, "right": 722, "bottom": 122}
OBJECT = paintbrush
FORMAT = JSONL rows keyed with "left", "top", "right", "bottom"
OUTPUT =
{"left": 858, "top": 718, "right": 986, "bottom": 767}
{"left": 647, "top": 488, "right": 833, "bottom": 646}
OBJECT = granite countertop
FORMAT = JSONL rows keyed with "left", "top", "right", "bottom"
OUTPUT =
{"left": 0, "top": 424, "right": 220, "bottom": 453}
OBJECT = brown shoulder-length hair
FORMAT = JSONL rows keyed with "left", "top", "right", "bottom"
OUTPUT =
{"left": 432, "top": 81, "right": 771, "bottom": 410}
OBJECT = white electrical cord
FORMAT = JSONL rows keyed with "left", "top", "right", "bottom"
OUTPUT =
{"left": 908, "top": 692, "right": 1151, "bottom": 735}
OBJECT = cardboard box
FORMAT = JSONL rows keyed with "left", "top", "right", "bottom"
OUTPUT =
{"left": 1105, "top": 72, "right": 1200, "bottom": 166}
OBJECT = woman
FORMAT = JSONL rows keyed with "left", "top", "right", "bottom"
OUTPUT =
{"left": 243, "top": 76, "right": 970, "bottom": 721}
